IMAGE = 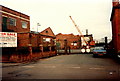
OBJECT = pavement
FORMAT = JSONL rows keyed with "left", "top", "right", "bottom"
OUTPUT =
{"left": 1, "top": 61, "right": 37, "bottom": 68}
{"left": 1, "top": 63, "right": 22, "bottom": 67}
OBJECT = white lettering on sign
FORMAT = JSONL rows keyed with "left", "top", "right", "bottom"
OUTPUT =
{"left": 0, "top": 32, "right": 17, "bottom": 47}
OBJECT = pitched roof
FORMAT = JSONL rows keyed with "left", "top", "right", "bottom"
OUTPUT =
{"left": 40, "top": 27, "right": 55, "bottom": 37}
{"left": 56, "top": 33, "right": 80, "bottom": 38}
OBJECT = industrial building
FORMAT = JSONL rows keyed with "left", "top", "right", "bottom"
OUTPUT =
{"left": 56, "top": 33, "right": 81, "bottom": 49}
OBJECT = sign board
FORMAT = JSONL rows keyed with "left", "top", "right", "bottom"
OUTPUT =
{"left": 81, "top": 37, "right": 90, "bottom": 46}
{"left": 0, "top": 32, "right": 17, "bottom": 47}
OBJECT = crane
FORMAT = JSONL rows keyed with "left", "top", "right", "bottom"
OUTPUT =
{"left": 69, "top": 16, "right": 88, "bottom": 46}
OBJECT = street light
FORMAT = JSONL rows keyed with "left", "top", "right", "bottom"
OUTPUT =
{"left": 37, "top": 23, "right": 41, "bottom": 32}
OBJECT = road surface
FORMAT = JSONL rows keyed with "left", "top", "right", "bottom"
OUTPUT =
{"left": 2, "top": 54, "right": 120, "bottom": 80}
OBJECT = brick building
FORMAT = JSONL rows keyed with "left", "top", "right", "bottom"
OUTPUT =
{"left": 40, "top": 27, "right": 55, "bottom": 37}
{"left": 29, "top": 27, "right": 56, "bottom": 58}
{"left": 40, "top": 27, "right": 56, "bottom": 53}
{"left": 0, "top": 5, "right": 30, "bottom": 48}
{"left": 110, "top": 0, "right": 120, "bottom": 56}
{"left": 0, "top": 5, "right": 56, "bottom": 62}
{"left": 0, "top": 5, "right": 30, "bottom": 32}
{"left": 0, "top": 5, "right": 31, "bottom": 62}
{"left": 56, "top": 33, "right": 81, "bottom": 49}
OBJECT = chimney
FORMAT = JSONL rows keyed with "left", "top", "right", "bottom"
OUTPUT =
{"left": 113, "top": 0, "right": 119, "bottom": 7}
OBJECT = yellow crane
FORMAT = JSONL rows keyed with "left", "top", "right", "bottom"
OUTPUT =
{"left": 69, "top": 16, "right": 88, "bottom": 46}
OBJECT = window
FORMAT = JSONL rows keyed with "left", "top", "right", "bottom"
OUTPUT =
{"left": 2, "top": 17, "right": 8, "bottom": 31}
{"left": 22, "top": 21, "right": 27, "bottom": 28}
{"left": 43, "top": 38, "right": 51, "bottom": 42}
{"left": 43, "top": 38, "right": 46, "bottom": 42}
{"left": 9, "top": 18, "right": 16, "bottom": 26}
{"left": 74, "top": 43, "right": 77, "bottom": 46}
{"left": 71, "top": 43, "right": 74, "bottom": 45}
{"left": 71, "top": 42, "right": 77, "bottom": 46}
{"left": 46, "top": 31, "right": 48, "bottom": 33}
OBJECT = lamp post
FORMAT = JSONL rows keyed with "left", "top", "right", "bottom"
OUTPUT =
{"left": 37, "top": 23, "right": 41, "bottom": 32}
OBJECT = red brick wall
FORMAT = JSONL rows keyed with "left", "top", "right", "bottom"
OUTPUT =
{"left": 31, "top": 34, "right": 41, "bottom": 47}
{"left": 111, "top": 4, "right": 120, "bottom": 53}
{"left": 118, "top": 8, "right": 120, "bottom": 52}
{"left": 0, "top": 6, "right": 2, "bottom": 32}
{"left": 9, "top": 51, "right": 56, "bottom": 62}
{"left": 17, "top": 32, "right": 55, "bottom": 48}
{"left": 17, "top": 33, "right": 30, "bottom": 47}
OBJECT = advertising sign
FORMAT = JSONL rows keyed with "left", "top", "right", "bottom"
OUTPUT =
{"left": 0, "top": 32, "right": 17, "bottom": 47}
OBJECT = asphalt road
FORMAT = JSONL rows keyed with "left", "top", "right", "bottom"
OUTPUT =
{"left": 2, "top": 54, "right": 120, "bottom": 80}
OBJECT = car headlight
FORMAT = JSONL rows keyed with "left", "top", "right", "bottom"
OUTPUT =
{"left": 86, "top": 49, "right": 90, "bottom": 53}
{"left": 81, "top": 49, "right": 85, "bottom": 53}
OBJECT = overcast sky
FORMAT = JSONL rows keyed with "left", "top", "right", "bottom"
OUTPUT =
{"left": 1, "top": 0, "right": 113, "bottom": 40}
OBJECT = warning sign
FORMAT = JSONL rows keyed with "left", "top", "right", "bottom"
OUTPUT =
{"left": 0, "top": 32, "right": 17, "bottom": 47}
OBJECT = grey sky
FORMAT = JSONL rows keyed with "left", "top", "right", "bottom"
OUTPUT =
{"left": 0, "top": 0, "right": 113, "bottom": 40}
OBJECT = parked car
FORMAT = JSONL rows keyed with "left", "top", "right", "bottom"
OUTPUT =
{"left": 93, "top": 46, "right": 107, "bottom": 57}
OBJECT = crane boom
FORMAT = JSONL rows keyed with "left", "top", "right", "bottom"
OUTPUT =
{"left": 69, "top": 16, "right": 88, "bottom": 45}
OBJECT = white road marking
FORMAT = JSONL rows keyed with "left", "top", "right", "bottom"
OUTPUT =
{"left": 89, "top": 67, "right": 104, "bottom": 70}
{"left": 70, "top": 67, "right": 81, "bottom": 69}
